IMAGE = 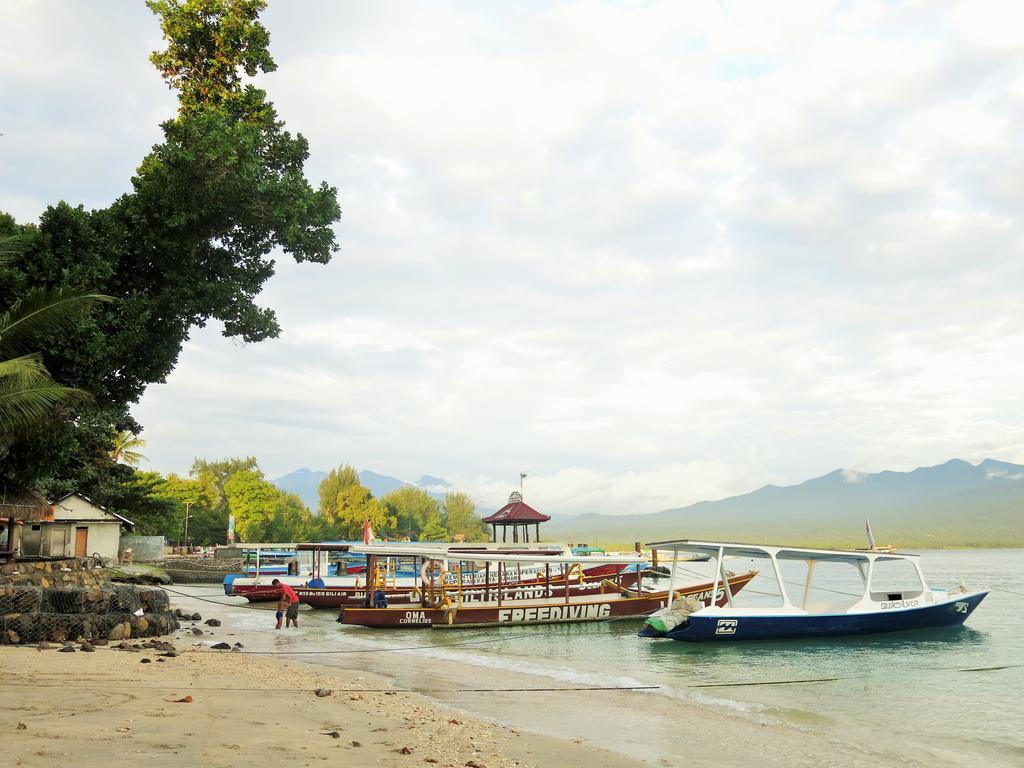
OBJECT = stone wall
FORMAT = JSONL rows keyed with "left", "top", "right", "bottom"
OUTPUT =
{"left": 0, "top": 558, "right": 110, "bottom": 588}
{"left": 0, "top": 562, "right": 178, "bottom": 644}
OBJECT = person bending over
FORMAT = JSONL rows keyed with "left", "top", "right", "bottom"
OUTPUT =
{"left": 272, "top": 578, "right": 300, "bottom": 629}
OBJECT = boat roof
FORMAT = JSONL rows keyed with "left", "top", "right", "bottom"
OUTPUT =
{"left": 297, "top": 542, "right": 572, "bottom": 554}
{"left": 350, "top": 543, "right": 644, "bottom": 565}
{"left": 645, "top": 539, "right": 920, "bottom": 563}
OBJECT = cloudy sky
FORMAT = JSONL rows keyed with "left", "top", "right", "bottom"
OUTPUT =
{"left": 4, "top": 1, "right": 1024, "bottom": 515}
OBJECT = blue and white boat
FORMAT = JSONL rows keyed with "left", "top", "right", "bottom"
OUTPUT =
{"left": 639, "top": 539, "right": 987, "bottom": 642}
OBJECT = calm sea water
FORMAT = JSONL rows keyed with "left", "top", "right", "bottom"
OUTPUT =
{"left": 180, "top": 549, "right": 1024, "bottom": 764}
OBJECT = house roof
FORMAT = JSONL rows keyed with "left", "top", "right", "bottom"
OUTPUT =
{"left": 0, "top": 489, "right": 53, "bottom": 521}
{"left": 482, "top": 492, "right": 551, "bottom": 524}
{"left": 49, "top": 492, "right": 135, "bottom": 528}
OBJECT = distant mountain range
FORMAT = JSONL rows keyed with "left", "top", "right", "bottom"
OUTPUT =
{"left": 543, "top": 459, "right": 1024, "bottom": 548}
{"left": 274, "top": 459, "right": 1023, "bottom": 547}
{"left": 273, "top": 468, "right": 451, "bottom": 512}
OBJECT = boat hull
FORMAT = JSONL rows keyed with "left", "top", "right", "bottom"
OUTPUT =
{"left": 339, "top": 572, "right": 757, "bottom": 628}
{"left": 639, "top": 590, "right": 988, "bottom": 642}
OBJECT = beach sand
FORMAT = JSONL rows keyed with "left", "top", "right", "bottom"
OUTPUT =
{"left": 0, "top": 644, "right": 643, "bottom": 768}
{"left": 2, "top": 586, "right": 1005, "bottom": 768}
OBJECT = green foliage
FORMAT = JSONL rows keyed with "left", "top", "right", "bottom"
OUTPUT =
{"left": 0, "top": 0, "right": 339, "bottom": 499}
{"left": 109, "top": 470, "right": 182, "bottom": 538}
{"left": 317, "top": 464, "right": 361, "bottom": 518}
{"left": 0, "top": 355, "right": 90, "bottom": 436}
{"left": 381, "top": 486, "right": 441, "bottom": 540}
{"left": 223, "top": 469, "right": 284, "bottom": 542}
{"left": 332, "top": 484, "right": 396, "bottom": 541}
{"left": 111, "top": 430, "right": 147, "bottom": 466}
{"left": 442, "top": 491, "right": 487, "bottom": 542}
{"left": 147, "top": 0, "right": 275, "bottom": 111}
{"left": 419, "top": 520, "right": 448, "bottom": 542}
{"left": 158, "top": 473, "right": 217, "bottom": 544}
{"left": 0, "top": 255, "right": 111, "bottom": 452}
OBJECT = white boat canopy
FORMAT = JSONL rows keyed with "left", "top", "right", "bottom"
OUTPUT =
{"left": 350, "top": 543, "right": 645, "bottom": 566}
{"left": 645, "top": 539, "right": 927, "bottom": 612}
{"left": 646, "top": 539, "right": 919, "bottom": 563}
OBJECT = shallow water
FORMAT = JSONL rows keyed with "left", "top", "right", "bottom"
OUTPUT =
{"left": 174, "top": 548, "right": 1024, "bottom": 765}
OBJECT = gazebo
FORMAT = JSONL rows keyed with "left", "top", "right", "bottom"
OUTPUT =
{"left": 482, "top": 491, "right": 550, "bottom": 543}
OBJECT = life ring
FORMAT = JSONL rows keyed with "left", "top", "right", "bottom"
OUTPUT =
{"left": 420, "top": 559, "right": 446, "bottom": 587}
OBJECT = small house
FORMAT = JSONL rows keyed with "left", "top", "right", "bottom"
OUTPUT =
{"left": 16, "top": 493, "right": 134, "bottom": 561}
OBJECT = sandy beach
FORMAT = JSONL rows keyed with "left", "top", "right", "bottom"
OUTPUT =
{"left": 0, "top": 644, "right": 643, "bottom": 768}
{"left": 2, "top": 585, "right": 1013, "bottom": 768}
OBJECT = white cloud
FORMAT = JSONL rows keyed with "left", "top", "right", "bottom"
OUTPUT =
{"left": 5, "top": 1, "right": 1024, "bottom": 515}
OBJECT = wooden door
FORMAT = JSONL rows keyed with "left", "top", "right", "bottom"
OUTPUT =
{"left": 74, "top": 526, "right": 89, "bottom": 557}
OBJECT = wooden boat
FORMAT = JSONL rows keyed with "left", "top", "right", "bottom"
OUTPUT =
{"left": 228, "top": 542, "right": 633, "bottom": 606}
{"left": 639, "top": 539, "right": 987, "bottom": 642}
{"left": 338, "top": 545, "right": 757, "bottom": 629}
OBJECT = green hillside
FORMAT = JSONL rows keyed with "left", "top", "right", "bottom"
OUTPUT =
{"left": 545, "top": 459, "right": 1024, "bottom": 549}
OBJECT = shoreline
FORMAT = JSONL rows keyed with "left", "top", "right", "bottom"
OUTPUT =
{"left": 5, "top": 584, "right": 1017, "bottom": 767}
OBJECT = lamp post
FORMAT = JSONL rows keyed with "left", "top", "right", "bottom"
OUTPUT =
{"left": 183, "top": 501, "right": 193, "bottom": 551}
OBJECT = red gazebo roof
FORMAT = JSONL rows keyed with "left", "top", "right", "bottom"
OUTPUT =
{"left": 482, "top": 492, "right": 550, "bottom": 524}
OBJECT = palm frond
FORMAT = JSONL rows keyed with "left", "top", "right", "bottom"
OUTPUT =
{"left": 112, "top": 429, "right": 148, "bottom": 466}
{"left": 0, "top": 234, "right": 28, "bottom": 266}
{"left": 0, "top": 377, "right": 91, "bottom": 434}
{"left": 0, "top": 353, "right": 50, "bottom": 384}
{"left": 0, "top": 287, "right": 114, "bottom": 357}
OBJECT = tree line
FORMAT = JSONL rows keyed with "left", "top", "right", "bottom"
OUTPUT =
{"left": 125, "top": 458, "right": 488, "bottom": 545}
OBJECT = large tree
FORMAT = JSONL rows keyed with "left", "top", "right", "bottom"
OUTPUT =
{"left": 0, "top": 237, "right": 111, "bottom": 448}
{"left": 317, "top": 464, "right": 362, "bottom": 519}
{"left": 381, "top": 486, "right": 441, "bottom": 540}
{"left": 442, "top": 491, "right": 487, "bottom": 542}
{"left": 0, "top": 0, "right": 340, "bottom": 510}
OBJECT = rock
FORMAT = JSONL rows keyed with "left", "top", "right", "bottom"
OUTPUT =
{"left": 80, "top": 644, "right": 95, "bottom": 653}
{"left": 140, "top": 658, "right": 151, "bottom": 663}
{"left": 16, "top": 722, "right": 27, "bottom": 730}
{"left": 190, "top": 627, "right": 203, "bottom": 636}
{"left": 204, "top": 618, "right": 221, "bottom": 626}
{"left": 159, "top": 651, "right": 178, "bottom": 658}
{"left": 58, "top": 646, "right": 75, "bottom": 653}
{"left": 210, "top": 642, "right": 232, "bottom": 650}
{"left": 233, "top": 642, "right": 243, "bottom": 648}
{"left": 91, "top": 638, "right": 108, "bottom": 646}
{"left": 36, "top": 642, "right": 52, "bottom": 651}
{"left": 351, "top": 741, "right": 362, "bottom": 747}
{"left": 322, "top": 731, "right": 341, "bottom": 739}
{"left": 107, "top": 564, "right": 172, "bottom": 585}
{"left": 314, "top": 688, "right": 332, "bottom": 698}
{"left": 174, "top": 608, "right": 186, "bottom": 618}
{"left": 397, "top": 746, "right": 414, "bottom": 754}
{"left": 190, "top": 613, "right": 201, "bottom": 621}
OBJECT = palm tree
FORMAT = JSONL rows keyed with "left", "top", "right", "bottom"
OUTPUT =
{"left": 111, "top": 430, "right": 147, "bottom": 466}
{"left": 0, "top": 234, "right": 112, "bottom": 436}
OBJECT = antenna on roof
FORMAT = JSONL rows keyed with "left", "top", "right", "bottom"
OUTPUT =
{"left": 519, "top": 471, "right": 527, "bottom": 494}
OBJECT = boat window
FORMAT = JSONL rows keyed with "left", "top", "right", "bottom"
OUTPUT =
{"left": 732, "top": 555, "right": 789, "bottom": 607}
{"left": 799, "top": 560, "right": 864, "bottom": 612}
{"left": 869, "top": 559, "right": 923, "bottom": 598}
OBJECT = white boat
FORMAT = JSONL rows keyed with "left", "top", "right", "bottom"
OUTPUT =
{"left": 640, "top": 539, "right": 987, "bottom": 642}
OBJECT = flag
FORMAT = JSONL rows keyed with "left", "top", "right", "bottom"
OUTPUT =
{"left": 363, "top": 519, "right": 374, "bottom": 545}
{"left": 865, "top": 519, "right": 876, "bottom": 550}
